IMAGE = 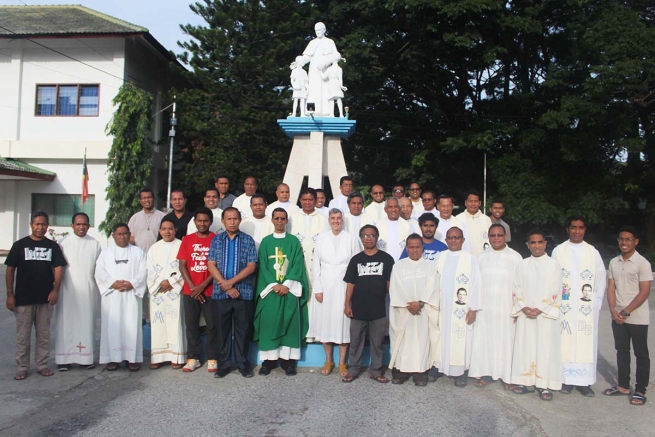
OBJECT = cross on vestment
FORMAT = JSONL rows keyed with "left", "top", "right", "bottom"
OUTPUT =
{"left": 76, "top": 342, "right": 86, "bottom": 353}
{"left": 268, "top": 247, "right": 288, "bottom": 281}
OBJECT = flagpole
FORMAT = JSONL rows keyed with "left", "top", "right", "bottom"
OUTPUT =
{"left": 166, "top": 96, "right": 177, "bottom": 212}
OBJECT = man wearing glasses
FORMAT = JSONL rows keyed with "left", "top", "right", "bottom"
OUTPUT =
{"left": 408, "top": 183, "right": 424, "bottom": 218}
{"left": 365, "top": 184, "right": 386, "bottom": 221}
{"left": 392, "top": 183, "right": 405, "bottom": 199}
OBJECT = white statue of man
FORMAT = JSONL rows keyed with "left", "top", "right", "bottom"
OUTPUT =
{"left": 299, "top": 22, "right": 341, "bottom": 117}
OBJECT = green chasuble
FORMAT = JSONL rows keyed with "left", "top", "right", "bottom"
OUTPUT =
{"left": 253, "top": 233, "right": 310, "bottom": 352}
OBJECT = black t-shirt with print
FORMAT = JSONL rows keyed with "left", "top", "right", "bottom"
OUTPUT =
{"left": 343, "top": 250, "right": 395, "bottom": 321}
{"left": 5, "top": 236, "right": 67, "bottom": 306}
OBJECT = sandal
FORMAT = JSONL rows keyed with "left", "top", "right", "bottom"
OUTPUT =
{"left": 14, "top": 370, "right": 28, "bottom": 380}
{"left": 342, "top": 373, "right": 358, "bottom": 383}
{"left": 475, "top": 379, "right": 490, "bottom": 388}
{"left": 105, "top": 362, "right": 119, "bottom": 371}
{"left": 630, "top": 393, "right": 647, "bottom": 406}
{"left": 454, "top": 376, "right": 468, "bottom": 387}
{"left": 171, "top": 363, "right": 184, "bottom": 370}
{"left": 37, "top": 367, "right": 54, "bottom": 377}
{"left": 603, "top": 386, "right": 630, "bottom": 396}
{"left": 503, "top": 383, "right": 515, "bottom": 391}
{"left": 369, "top": 375, "right": 390, "bottom": 384}
{"left": 149, "top": 363, "right": 163, "bottom": 370}
{"left": 128, "top": 363, "right": 141, "bottom": 372}
{"left": 537, "top": 388, "right": 553, "bottom": 401}
{"left": 338, "top": 363, "right": 348, "bottom": 377}
{"left": 391, "top": 377, "right": 407, "bottom": 385}
{"left": 512, "top": 385, "right": 535, "bottom": 395}
{"left": 320, "top": 361, "right": 335, "bottom": 376}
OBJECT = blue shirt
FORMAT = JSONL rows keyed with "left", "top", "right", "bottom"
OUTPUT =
{"left": 208, "top": 230, "right": 258, "bottom": 300}
{"left": 400, "top": 239, "right": 448, "bottom": 261}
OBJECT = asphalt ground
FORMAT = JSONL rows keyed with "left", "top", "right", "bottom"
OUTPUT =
{"left": 0, "top": 264, "right": 654, "bottom": 437}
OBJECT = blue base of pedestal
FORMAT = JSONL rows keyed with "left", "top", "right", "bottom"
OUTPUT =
{"left": 277, "top": 116, "right": 356, "bottom": 139}
{"left": 143, "top": 325, "right": 390, "bottom": 367}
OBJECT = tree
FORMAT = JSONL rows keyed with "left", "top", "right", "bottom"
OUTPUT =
{"left": 99, "top": 83, "right": 154, "bottom": 235}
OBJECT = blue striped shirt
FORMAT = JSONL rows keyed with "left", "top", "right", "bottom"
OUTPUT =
{"left": 208, "top": 231, "right": 258, "bottom": 300}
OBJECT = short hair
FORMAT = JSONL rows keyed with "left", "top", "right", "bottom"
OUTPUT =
{"left": 160, "top": 218, "right": 177, "bottom": 228}
{"left": 139, "top": 188, "right": 154, "bottom": 197}
{"left": 112, "top": 222, "right": 129, "bottom": 233}
{"left": 418, "top": 213, "right": 438, "bottom": 226}
{"left": 328, "top": 208, "right": 343, "bottom": 217}
{"left": 446, "top": 226, "right": 463, "bottom": 237}
{"left": 221, "top": 206, "right": 241, "bottom": 219}
{"left": 488, "top": 223, "right": 505, "bottom": 234}
{"left": 369, "top": 184, "right": 384, "bottom": 193}
{"left": 406, "top": 233, "right": 423, "bottom": 245}
{"left": 457, "top": 288, "right": 467, "bottom": 295}
{"left": 244, "top": 176, "right": 258, "bottom": 185}
{"left": 315, "top": 188, "right": 326, "bottom": 195}
{"left": 299, "top": 187, "right": 317, "bottom": 199}
{"left": 194, "top": 206, "right": 213, "bottom": 221}
{"left": 171, "top": 188, "right": 186, "bottom": 198}
{"left": 272, "top": 207, "right": 288, "bottom": 219}
{"left": 490, "top": 199, "right": 505, "bottom": 207}
{"left": 250, "top": 193, "right": 266, "bottom": 204}
{"left": 465, "top": 190, "right": 481, "bottom": 201}
{"left": 392, "top": 182, "right": 405, "bottom": 190}
{"left": 565, "top": 215, "right": 587, "bottom": 228}
{"left": 359, "top": 224, "right": 379, "bottom": 238}
{"left": 215, "top": 175, "right": 229, "bottom": 182}
{"left": 421, "top": 190, "right": 436, "bottom": 199}
{"left": 618, "top": 225, "right": 639, "bottom": 239}
{"left": 385, "top": 197, "right": 399, "bottom": 207}
{"left": 205, "top": 187, "right": 220, "bottom": 197}
{"left": 526, "top": 228, "right": 545, "bottom": 242}
{"left": 582, "top": 283, "right": 592, "bottom": 290}
{"left": 71, "top": 212, "right": 89, "bottom": 224}
{"left": 438, "top": 194, "right": 455, "bottom": 203}
{"left": 347, "top": 192, "right": 364, "bottom": 204}
{"left": 339, "top": 176, "right": 353, "bottom": 186}
{"left": 31, "top": 210, "right": 49, "bottom": 224}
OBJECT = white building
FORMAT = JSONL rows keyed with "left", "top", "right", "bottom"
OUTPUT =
{"left": 0, "top": 5, "right": 181, "bottom": 249}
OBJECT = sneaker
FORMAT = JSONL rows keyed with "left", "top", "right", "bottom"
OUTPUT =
{"left": 207, "top": 360, "right": 218, "bottom": 373}
{"left": 182, "top": 359, "right": 201, "bottom": 373}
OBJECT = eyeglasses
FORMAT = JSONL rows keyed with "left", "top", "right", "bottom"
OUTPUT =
{"left": 361, "top": 234, "right": 377, "bottom": 239}
{"left": 371, "top": 191, "right": 384, "bottom": 195}
{"left": 445, "top": 235, "right": 463, "bottom": 240}
{"left": 422, "top": 198, "right": 434, "bottom": 202}
{"left": 393, "top": 189, "right": 404, "bottom": 193}
{"left": 617, "top": 237, "right": 635, "bottom": 242}
{"left": 488, "top": 233, "right": 505, "bottom": 238}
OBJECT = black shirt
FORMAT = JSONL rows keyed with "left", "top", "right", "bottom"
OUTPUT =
{"left": 5, "top": 236, "right": 67, "bottom": 306}
{"left": 343, "top": 250, "right": 395, "bottom": 321}
{"left": 159, "top": 210, "right": 194, "bottom": 241}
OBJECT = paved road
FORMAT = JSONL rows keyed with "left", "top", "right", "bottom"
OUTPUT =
{"left": 0, "top": 265, "right": 654, "bottom": 436}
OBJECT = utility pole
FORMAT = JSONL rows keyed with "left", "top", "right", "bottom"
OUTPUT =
{"left": 166, "top": 96, "right": 177, "bottom": 212}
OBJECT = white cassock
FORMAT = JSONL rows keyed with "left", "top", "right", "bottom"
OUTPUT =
{"left": 469, "top": 245, "right": 522, "bottom": 381}
{"left": 511, "top": 255, "right": 563, "bottom": 390}
{"left": 328, "top": 194, "right": 348, "bottom": 214}
{"left": 389, "top": 257, "right": 441, "bottom": 373}
{"left": 95, "top": 245, "right": 147, "bottom": 364}
{"left": 239, "top": 216, "right": 275, "bottom": 251}
{"left": 232, "top": 194, "right": 252, "bottom": 219}
{"left": 365, "top": 201, "right": 386, "bottom": 221}
{"left": 147, "top": 239, "right": 186, "bottom": 365}
{"left": 310, "top": 230, "right": 361, "bottom": 342}
{"left": 265, "top": 200, "right": 300, "bottom": 218}
{"left": 343, "top": 212, "right": 375, "bottom": 234}
{"left": 316, "top": 206, "right": 329, "bottom": 217}
{"left": 410, "top": 199, "right": 424, "bottom": 219}
{"left": 436, "top": 215, "right": 472, "bottom": 254}
{"left": 186, "top": 207, "right": 225, "bottom": 235}
{"left": 434, "top": 250, "right": 482, "bottom": 376}
{"left": 54, "top": 234, "right": 101, "bottom": 365}
{"left": 456, "top": 211, "right": 492, "bottom": 257}
{"left": 376, "top": 217, "right": 412, "bottom": 261}
{"left": 552, "top": 241, "right": 606, "bottom": 386}
{"left": 405, "top": 217, "right": 420, "bottom": 234}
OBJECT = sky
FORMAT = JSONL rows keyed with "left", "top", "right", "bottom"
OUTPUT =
{"left": 0, "top": 0, "right": 205, "bottom": 57}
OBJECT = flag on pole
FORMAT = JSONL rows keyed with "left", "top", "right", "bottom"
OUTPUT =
{"left": 82, "top": 149, "right": 89, "bottom": 205}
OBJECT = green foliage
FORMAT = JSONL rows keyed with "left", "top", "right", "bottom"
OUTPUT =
{"left": 99, "top": 83, "right": 153, "bottom": 236}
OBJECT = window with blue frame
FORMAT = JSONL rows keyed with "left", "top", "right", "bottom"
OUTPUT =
{"left": 35, "top": 84, "right": 99, "bottom": 116}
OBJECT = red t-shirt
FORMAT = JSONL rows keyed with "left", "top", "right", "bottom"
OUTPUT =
{"left": 177, "top": 232, "right": 216, "bottom": 296}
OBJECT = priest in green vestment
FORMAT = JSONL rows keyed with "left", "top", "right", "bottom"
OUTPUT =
{"left": 254, "top": 208, "right": 309, "bottom": 376}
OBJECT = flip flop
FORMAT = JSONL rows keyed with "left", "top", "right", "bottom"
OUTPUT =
{"left": 128, "top": 363, "right": 141, "bottom": 372}
{"left": 603, "top": 386, "right": 630, "bottom": 396}
{"left": 14, "top": 370, "right": 28, "bottom": 380}
{"left": 37, "top": 367, "right": 54, "bottom": 377}
{"left": 342, "top": 373, "right": 358, "bottom": 383}
{"left": 149, "top": 363, "right": 163, "bottom": 370}
{"left": 630, "top": 393, "right": 647, "bottom": 406}
{"left": 537, "top": 388, "right": 553, "bottom": 401}
{"left": 475, "top": 379, "right": 491, "bottom": 388}
{"left": 512, "top": 385, "right": 535, "bottom": 395}
{"left": 106, "top": 362, "right": 119, "bottom": 371}
{"left": 369, "top": 375, "right": 389, "bottom": 384}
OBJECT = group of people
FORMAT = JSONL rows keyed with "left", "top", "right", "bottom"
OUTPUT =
{"left": 4, "top": 175, "right": 651, "bottom": 407}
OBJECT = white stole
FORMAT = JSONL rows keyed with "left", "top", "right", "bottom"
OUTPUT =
{"left": 436, "top": 251, "right": 472, "bottom": 367}
{"left": 555, "top": 242, "right": 596, "bottom": 363}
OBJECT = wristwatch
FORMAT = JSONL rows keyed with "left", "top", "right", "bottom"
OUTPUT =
{"left": 620, "top": 310, "right": 630, "bottom": 317}
{"left": 418, "top": 301, "right": 425, "bottom": 309}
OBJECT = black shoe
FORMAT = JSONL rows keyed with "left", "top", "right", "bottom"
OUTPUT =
{"left": 285, "top": 366, "right": 297, "bottom": 376}
{"left": 58, "top": 364, "right": 71, "bottom": 372}
{"left": 214, "top": 367, "right": 231, "bottom": 378}
{"left": 560, "top": 384, "right": 573, "bottom": 394}
{"left": 576, "top": 386, "right": 595, "bottom": 397}
{"left": 259, "top": 366, "right": 271, "bottom": 376}
{"left": 239, "top": 367, "right": 254, "bottom": 378}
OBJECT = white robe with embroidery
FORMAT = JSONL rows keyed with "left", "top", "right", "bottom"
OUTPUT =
{"left": 433, "top": 250, "right": 482, "bottom": 376}
{"left": 147, "top": 239, "right": 186, "bottom": 364}
{"left": 552, "top": 241, "right": 606, "bottom": 386}
{"left": 376, "top": 218, "right": 412, "bottom": 262}
{"left": 469, "top": 246, "right": 522, "bottom": 381}
{"left": 510, "top": 255, "right": 563, "bottom": 390}
{"left": 266, "top": 200, "right": 300, "bottom": 218}
{"left": 365, "top": 201, "right": 386, "bottom": 221}
{"left": 310, "top": 230, "right": 361, "bottom": 342}
{"left": 456, "top": 210, "right": 492, "bottom": 257}
{"left": 343, "top": 211, "right": 375, "bottom": 234}
{"left": 54, "top": 234, "right": 102, "bottom": 365}
{"left": 95, "top": 245, "right": 147, "bottom": 364}
{"left": 389, "top": 257, "right": 441, "bottom": 373}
